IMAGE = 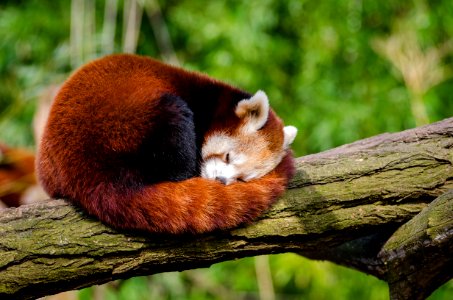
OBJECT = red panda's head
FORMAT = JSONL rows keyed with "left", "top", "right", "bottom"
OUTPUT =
{"left": 201, "top": 90, "right": 297, "bottom": 185}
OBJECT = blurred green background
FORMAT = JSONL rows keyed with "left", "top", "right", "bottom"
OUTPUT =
{"left": 1, "top": 0, "right": 452, "bottom": 299}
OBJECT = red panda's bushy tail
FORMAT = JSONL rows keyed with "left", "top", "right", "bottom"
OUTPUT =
{"left": 81, "top": 152, "right": 295, "bottom": 234}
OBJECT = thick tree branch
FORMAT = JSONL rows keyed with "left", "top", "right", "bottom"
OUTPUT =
{"left": 380, "top": 190, "right": 453, "bottom": 300}
{"left": 1, "top": 118, "right": 452, "bottom": 300}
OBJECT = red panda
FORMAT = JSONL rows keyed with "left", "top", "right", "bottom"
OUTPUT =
{"left": 36, "top": 54, "right": 297, "bottom": 234}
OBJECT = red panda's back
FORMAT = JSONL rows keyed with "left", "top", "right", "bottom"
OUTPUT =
{"left": 37, "top": 55, "right": 183, "bottom": 200}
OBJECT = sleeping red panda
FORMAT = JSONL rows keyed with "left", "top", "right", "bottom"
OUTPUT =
{"left": 37, "top": 54, "right": 297, "bottom": 234}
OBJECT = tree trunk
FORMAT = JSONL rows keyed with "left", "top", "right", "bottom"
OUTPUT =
{"left": 1, "top": 118, "right": 452, "bottom": 300}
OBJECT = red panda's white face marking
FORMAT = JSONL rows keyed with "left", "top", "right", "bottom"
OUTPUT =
{"left": 201, "top": 91, "right": 297, "bottom": 185}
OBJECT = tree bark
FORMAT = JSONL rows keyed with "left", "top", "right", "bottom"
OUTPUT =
{"left": 1, "top": 118, "right": 452, "bottom": 300}
{"left": 380, "top": 190, "right": 453, "bottom": 300}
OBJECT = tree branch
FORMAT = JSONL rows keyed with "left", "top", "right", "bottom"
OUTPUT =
{"left": 1, "top": 118, "right": 452, "bottom": 300}
{"left": 380, "top": 190, "right": 453, "bottom": 300}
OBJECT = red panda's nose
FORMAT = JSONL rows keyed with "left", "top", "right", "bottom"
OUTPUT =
{"left": 215, "top": 176, "right": 228, "bottom": 185}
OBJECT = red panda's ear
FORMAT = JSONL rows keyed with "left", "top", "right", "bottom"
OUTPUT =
{"left": 283, "top": 125, "right": 297, "bottom": 148}
{"left": 235, "top": 90, "right": 270, "bottom": 133}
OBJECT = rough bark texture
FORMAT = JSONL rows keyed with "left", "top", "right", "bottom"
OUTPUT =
{"left": 380, "top": 190, "right": 453, "bottom": 300}
{"left": 1, "top": 118, "right": 452, "bottom": 300}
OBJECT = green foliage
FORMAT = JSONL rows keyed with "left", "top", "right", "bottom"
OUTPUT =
{"left": 77, "top": 254, "right": 453, "bottom": 299}
{"left": 0, "top": 0, "right": 70, "bottom": 148}
{"left": 0, "top": 0, "right": 452, "bottom": 299}
{"left": 78, "top": 255, "right": 389, "bottom": 300}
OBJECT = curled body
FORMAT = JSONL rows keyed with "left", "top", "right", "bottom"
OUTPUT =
{"left": 37, "top": 54, "right": 297, "bottom": 234}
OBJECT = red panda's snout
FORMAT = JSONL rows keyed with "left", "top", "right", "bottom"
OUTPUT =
{"left": 201, "top": 155, "right": 238, "bottom": 185}
{"left": 201, "top": 91, "right": 297, "bottom": 185}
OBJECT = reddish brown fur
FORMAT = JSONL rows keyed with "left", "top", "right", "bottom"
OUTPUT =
{"left": 37, "top": 54, "right": 295, "bottom": 234}
{"left": 0, "top": 144, "right": 36, "bottom": 207}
